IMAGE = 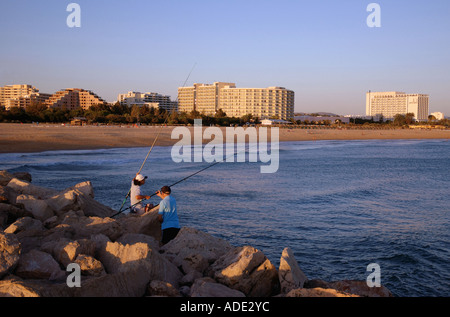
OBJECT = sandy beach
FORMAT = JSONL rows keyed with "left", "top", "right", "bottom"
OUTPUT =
{"left": 0, "top": 123, "right": 448, "bottom": 154}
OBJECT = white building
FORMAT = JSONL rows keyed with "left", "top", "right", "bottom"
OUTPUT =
{"left": 118, "top": 91, "right": 177, "bottom": 112}
{"left": 430, "top": 112, "right": 445, "bottom": 120}
{"left": 366, "top": 91, "right": 429, "bottom": 121}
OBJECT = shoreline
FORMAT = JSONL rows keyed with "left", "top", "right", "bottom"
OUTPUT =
{"left": 0, "top": 123, "right": 448, "bottom": 154}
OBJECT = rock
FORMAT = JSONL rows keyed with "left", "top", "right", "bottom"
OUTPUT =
{"left": 15, "top": 194, "right": 54, "bottom": 221}
{"left": 180, "top": 270, "right": 203, "bottom": 286}
{"left": 0, "top": 232, "right": 21, "bottom": 279}
{"left": 15, "top": 249, "right": 65, "bottom": 280}
{"left": 60, "top": 213, "right": 123, "bottom": 241}
{"left": 161, "top": 227, "right": 233, "bottom": 274}
{"left": 327, "top": 280, "right": 393, "bottom": 297}
{"left": 116, "top": 208, "right": 162, "bottom": 242}
{"left": 0, "top": 203, "right": 28, "bottom": 220}
{"left": 0, "top": 171, "right": 15, "bottom": 186}
{"left": 0, "top": 185, "right": 16, "bottom": 204}
{"left": 278, "top": 247, "right": 308, "bottom": 293}
{"left": 286, "top": 287, "right": 359, "bottom": 297}
{"left": 46, "top": 184, "right": 114, "bottom": 218}
{"left": 74, "top": 254, "right": 105, "bottom": 276}
{"left": 0, "top": 277, "right": 41, "bottom": 297}
{"left": 51, "top": 238, "right": 96, "bottom": 267}
{"left": 190, "top": 277, "right": 245, "bottom": 297}
{"left": 95, "top": 240, "right": 183, "bottom": 291}
{"left": 4, "top": 217, "right": 46, "bottom": 253}
{"left": 4, "top": 216, "right": 44, "bottom": 235}
{"left": 7, "top": 178, "right": 58, "bottom": 200}
{"left": 12, "top": 172, "right": 32, "bottom": 183}
{"left": 210, "top": 246, "right": 280, "bottom": 297}
{"left": 116, "top": 233, "right": 160, "bottom": 251}
{"left": 146, "top": 280, "right": 181, "bottom": 297}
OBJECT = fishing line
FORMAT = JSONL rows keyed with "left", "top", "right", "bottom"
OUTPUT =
{"left": 111, "top": 147, "right": 246, "bottom": 218}
{"left": 117, "top": 63, "right": 197, "bottom": 212}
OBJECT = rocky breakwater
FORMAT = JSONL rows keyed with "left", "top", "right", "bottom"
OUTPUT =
{"left": 0, "top": 170, "right": 393, "bottom": 297}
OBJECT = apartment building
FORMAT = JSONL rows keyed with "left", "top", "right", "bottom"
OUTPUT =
{"left": 4, "top": 93, "right": 52, "bottom": 110}
{"left": 46, "top": 88, "right": 106, "bottom": 110}
{"left": 118, "top": 91, "right": 177, "bottom": 112}
{"left": 366, "top": 91, "right": 429, "bottom": 121}
{"left": 178, "top": 82, "right": 295, "bottom": 120}
{"left": 0, "top": 84, "right": 51, "bottom": 109}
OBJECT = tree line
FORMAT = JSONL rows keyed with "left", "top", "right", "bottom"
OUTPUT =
{"left": 0, "top": 103, "right": 255, "bottom": 126}
{"left": 1, "top": 104, "right": 448, "bottom": 127}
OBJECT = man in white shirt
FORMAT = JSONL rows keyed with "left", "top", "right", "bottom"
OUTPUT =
{"left": 129, "top": 174, "right": 153, "bottom": 215}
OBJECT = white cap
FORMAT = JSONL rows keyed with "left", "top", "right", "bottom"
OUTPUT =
{"left": 135, "top": 174, "right": 147, "bottom": 181}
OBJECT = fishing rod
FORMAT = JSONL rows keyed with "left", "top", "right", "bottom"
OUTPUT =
{"left": 116, "top": 63, "right": 197, "bottom": 213}
{"left": 110, "top": 149, "right": 242, "bottom": 218}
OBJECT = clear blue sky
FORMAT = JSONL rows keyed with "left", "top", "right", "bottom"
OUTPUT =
{"left": 1, "top": 0, "right": 449, "bottom": 115}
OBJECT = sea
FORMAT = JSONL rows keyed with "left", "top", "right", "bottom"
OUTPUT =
{"left": 0, "top": 138, "right": 449, "bottom": 297}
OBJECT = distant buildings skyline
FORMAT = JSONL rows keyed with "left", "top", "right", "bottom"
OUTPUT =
{"left": 2, "top": 83, "right": 447, "bottom": 121}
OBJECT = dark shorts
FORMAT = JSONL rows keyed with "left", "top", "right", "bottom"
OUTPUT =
{"left": 162, "top": 227, "right": 180, "bottom": 245}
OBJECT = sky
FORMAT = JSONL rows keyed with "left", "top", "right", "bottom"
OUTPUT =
{"left": 1, "top": 0, "right": 449, "bottom": 115}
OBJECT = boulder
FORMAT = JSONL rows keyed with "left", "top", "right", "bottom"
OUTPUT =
{"left": 60, "top": 212, "right": 123, "bottom": 241}
{"left": 190, "top": 277, "right": 246, "bottom": 297}
{"left": 286, "top": 287, "right": 359, "bottom": 297}
{"left": 95, "top": 240, "right": 183, "bottom": 290}
{"left": 116, "top": 233, "right": 160, "bottom": 251}
{"left": 146, "top": 280, "right": 181, "bottom": 297}
{"left": 0, "top": 185, "right": 16, "bottom": 204}
{"left": 15, "top": 194, "right": 54, "bottom": 221}
{"left": 210, "top": 246, "right": 280, "bottom": 297}
{"left": 15, "top": 249, "right": 65, "bottom": 280}
{"left": 0, "top": 277, "right": 41, "bottom": 297}
{"left": 278, "top": 247, "right": 308, "bottom": 293}
{"left": 50, "top": 238, "right": 96, "bottom": 267}
{"left": 0, "top": 171, "right": 15, "bottom": 186}
{"left": 73, "top": 254, "right": 105, "bottom": 276}
{"left": 161, "top": 227, "right": 233, "bottom": 274}
{"left": 0, "top": 203, "right": 28, "bottom": 220}
{"left": 7, "top": 178, "right": 57, "bottom": 200}
{"left": 4, "top": 217, "right": 46, "bottom": 253}
{"left": 327, "top": 280, "right": 393, "bottom": 297}
{"left": 116, "top": 207, "right": 162, "bottom": 242}
{"left": 46, "top": 184, "right": 114, "bottom": 218}
{"left": 0, "top": 232, "right": 21, "bottom": 279}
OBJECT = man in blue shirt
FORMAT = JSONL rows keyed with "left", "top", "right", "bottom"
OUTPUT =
{"left": 156, "top": 186, "right": 180, "bottom": 245}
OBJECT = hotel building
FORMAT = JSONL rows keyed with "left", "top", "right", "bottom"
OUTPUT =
{"left": 118, "top": 91, "right": 178, "bottom": 112}
{"left": 366, "top": 91, "right": 429, "bottom": 121}
{"left": 46, "top": 88, "right": 106, "bottom": 110}
{"left": 178, "top": 82, "right": 295, "bottom": 120}
{"left": 0, "top": 84, "right": 51, "bottom": 110}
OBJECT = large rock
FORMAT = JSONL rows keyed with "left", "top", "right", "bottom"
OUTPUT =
{"left": 0, "top": 277, "right": 41, "bottom": 297}
{"left": 15, "top": 194, "right": 54, "bottom": 221}
{"left": 4, "top": 217, "right": 45, "bottom": 253}
{"left": 327, "top": 280, "right": 393, "bottom": 297}
{"left": 46, "top": 182, "right": 114, "bottom": 218}
{"left": 210, "top": 246, "right": 280, "bottom": 297}
{"left": 95, "top": 240, "right": 183, "bottom": 292}
{"left": 278, "top": 247, "right": 308, "bottom": 293}
{"left": 115, "top": 207, "right": 162, "bottom": 242}
{"left": 15, "top": 249, "right": 65, "bottom": 280}
{"left": 60, "top": 212, "right": 123, "bottom": 241}
{"left": 7, "top": 178, "right": 57, "bottom": 200}
{"left": 286, "top": 287, "right": 359, "bottom": 297}
{"left": 190, "top": 277, "right": 246, "bottom": 297}
{"left": 44, "top": 238, "right": 96, "bottom": 267}
{"left": 73, "top": 254, "right": 105, "bottom": 277}
{"left": 0, "top": 232, "right": 21, "bottom": 279}
{"left": 161, "top": 227, "right": 233, "bottom": 274}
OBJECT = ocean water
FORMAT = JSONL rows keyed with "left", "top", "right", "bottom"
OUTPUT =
{"left": 1, "top": 139, "right": 449, "bottom": 297}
